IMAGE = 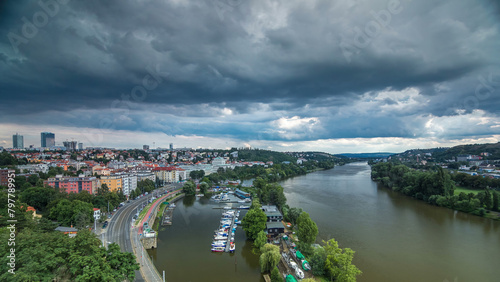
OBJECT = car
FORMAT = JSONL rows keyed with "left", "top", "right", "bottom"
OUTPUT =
{"left": 113, "top": 209, "right": 117, "bottom": 212}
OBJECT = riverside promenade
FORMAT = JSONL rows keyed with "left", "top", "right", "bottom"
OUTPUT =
{"left": 131, "top": 189, "right": 182, "bottom": 282}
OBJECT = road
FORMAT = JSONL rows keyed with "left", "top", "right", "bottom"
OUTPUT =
{"left": 105, "top": 183, "right": 182, "bottom": 281}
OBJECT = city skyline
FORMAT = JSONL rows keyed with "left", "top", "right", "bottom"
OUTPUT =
{"left": 1, "top": 0, "right": 500, "bottom": 154}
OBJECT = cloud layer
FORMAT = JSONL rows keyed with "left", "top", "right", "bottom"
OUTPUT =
{"left": 0, "top": 0, "right": 499, "bottom": 152}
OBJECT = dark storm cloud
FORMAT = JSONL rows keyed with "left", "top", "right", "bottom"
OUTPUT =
{"left": 0, "top": 0, "right": 499, "bottom": 142}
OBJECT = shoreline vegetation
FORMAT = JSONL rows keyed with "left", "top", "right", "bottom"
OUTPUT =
{"left": 193, "top": 159, "right": 362, "bottom": 281}
{"left": 370, "top": 162, "right": 500, "bottom": 220}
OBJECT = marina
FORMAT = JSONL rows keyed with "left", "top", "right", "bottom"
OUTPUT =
{"left": 211, "top": 208, "right": 240, "bottom": 253}
{"left": 161, "top": 202, "right": 176, "bottom": 225}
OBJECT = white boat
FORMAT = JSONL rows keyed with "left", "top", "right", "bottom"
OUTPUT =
{"left": 302, "top": 260, "right": 311, "bottom": 271}
{"left": 295, "top": 268, "right": 304, "bottom": 279}
{"left": 238, "top": 205, "right": 250, "bottom": 209}
{"left": 290, "top": 260, "right": 298, "bottom": 270}
{"left": 214, "top": 235, "right": 228, "bottom": 240}
{"left": 229, "top": 242, "right": 235, "bottom": 253}
{"left": 212, "top": 241, "right": 226, "bottom": 246}
{"left": 211, "top": 246, "right": 225, "bottom": 252}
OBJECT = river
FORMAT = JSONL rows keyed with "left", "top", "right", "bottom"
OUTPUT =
{"left": 148, "top": 195, "right": 264, "bottom": 282}
{"left": 281, "top": 162, "right": 500, "bottom": 282}
{"left": 151, "top": 162, "right": 500, "bottom": 281}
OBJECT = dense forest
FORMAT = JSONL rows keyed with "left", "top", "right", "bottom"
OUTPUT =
{"left": 199, "top": 160, "right": 336, "bottom": 185}
{"left": 237, "top": 148, "right": 297, "bottom": 163}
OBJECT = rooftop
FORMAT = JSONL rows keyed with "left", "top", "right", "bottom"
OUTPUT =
{"left": 266, "top": 222, "right": 285, "bottom": 229}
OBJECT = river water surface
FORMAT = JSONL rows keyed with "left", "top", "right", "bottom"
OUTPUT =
{"left": 282, "top": 162, "right": 500, "bottom": 282}
{"left": 151, "top": 162, "right": 500, "bottom": 282}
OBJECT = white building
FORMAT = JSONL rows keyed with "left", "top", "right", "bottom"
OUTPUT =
{"left": 212, "top": 157, "right": 228, "bottom": 166}
{"left": 120, "top": 173, "right": 137, "bottom": 196}
{"left": 137, "top": 171, "right": 156, "bottom": 183}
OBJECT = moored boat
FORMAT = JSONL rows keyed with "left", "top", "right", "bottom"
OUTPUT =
{"left": 211, "top": 246, "right": 225, "bottom": 252}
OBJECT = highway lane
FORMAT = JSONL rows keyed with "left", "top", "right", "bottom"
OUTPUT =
{"left": 105, "top": 184, "right": 181, "bottom": 281}
{"left": 107, "top": 193, "right": 152, "bottom": 281}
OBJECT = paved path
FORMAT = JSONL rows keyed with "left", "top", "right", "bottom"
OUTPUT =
{"left": 133, "top": 188, "right": 182, "bottom": 282}
{"left": 105, "top": 184, "right": 181, "bottom": 282}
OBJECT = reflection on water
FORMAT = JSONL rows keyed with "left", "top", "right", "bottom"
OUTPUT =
{"left": 149, "top": 196, "right": 264, "bottom": 282}
{"left": 281, "top": 162, "right": 500, "bottom": 282}
{"left": 149, "top": 163, "right": 499, "bottom": 282}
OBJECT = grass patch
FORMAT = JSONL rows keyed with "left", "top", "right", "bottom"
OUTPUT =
{"left": 134, "top": 202, "right": 153, "bottom": 225}
{"left": 454, "top": 186, "right": 482, "bottom": 195}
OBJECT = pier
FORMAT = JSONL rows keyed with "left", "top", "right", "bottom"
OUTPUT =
{"left": 211, "top": 209, "right": 239, "bottom": 253}
{"left": 224, "top": 211, "right": 237, "bottom": 253}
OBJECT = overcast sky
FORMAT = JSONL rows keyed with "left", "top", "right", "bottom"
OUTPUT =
{"left": 1, "top": 0, "right": 499, "bottom": 153}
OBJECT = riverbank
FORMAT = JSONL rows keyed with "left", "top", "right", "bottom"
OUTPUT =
{"left": 282, "top": 162, "right": 500, "bottom": 282}
{"left": 371, "top": 162, "right": 500, "bottom": 220}
{"left": 148, "top": 196, "right": 265, "bottom": 282}
{"left": 238, "top": 164, "right": 361, "bottom": 281}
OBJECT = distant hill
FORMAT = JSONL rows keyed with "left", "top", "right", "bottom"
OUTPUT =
{"left": 335, "top": 152, "right": 396, "bottom": 159}
{"left": 297, "top": 151, "right": 338, "bottom": 160}
{"left": 390, "top": 142, "right": 500, "bottom": 162}
{"left": 238, "top": 149, "right": 297, "bottom": 163}
{"left": 431, "top": 142, "right": 500, "bottom": 161}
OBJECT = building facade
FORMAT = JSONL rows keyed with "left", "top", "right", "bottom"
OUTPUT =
{"left": 63, "top": 141, "right": 77, "bottom": 151}
{"left": 12, "top": 133, "right": 24, "bottom": 149}
{"left": 99, "top": 175, "right": 123, "bottom": 192}
{"left": 137, "top": 171, "right": 156, "bottom": 183}
{"left": 153, "top": 167, "right": 179, "bottom": 183}
{"left": 118, "top": 173, "right": 137, "bottom": 196}
{"left": 45, "top": 176, "right": 99, "bottom": 194}
{"left": 41, "top": 132, "right": 55, "bottom": 148}
{"left": 0, "top": 168, "right": 15, "bottom": 187}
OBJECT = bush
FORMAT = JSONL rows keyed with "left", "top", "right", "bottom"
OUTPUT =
{"left": 270, "top": 267, "right": 282, "bottom": 282}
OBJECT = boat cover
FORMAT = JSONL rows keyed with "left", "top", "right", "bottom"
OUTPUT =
{"left": 295, "top": 251, "right": 305, "bottom": 260}
{"left": 285, "top": 274, "right": 298, "bottom": 282}
{"left": 302, "top": 260, "right": 310, "bottom": 270}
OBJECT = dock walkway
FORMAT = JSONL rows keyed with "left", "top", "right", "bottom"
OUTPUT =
{"left": 224, "top": 213, "right": 236, "bottom": 252}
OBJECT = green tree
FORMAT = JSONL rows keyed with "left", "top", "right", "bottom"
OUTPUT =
{"left": 0, "top": 151, "right": 17, "bottom": 165}
{"left": 242, "top": 207, "right": 267, "bottom": 240}
{"left": 20, "top": 187, "right": 56, "bottom": 212}
{"left": 49, "top": 199, "right": 94, "bottom": 226}
{"left": 324, "top": 239, "right": 361, "bottom": 282}
{"left": 297, "top": 211, "right": 318, "bottom": 244}
{"left": 310, "top": 247, "right": 327, "bottom": 276}
{"left": 286, "top": 207, "right": 302, "bottom": 225}
{"left": 27, "top": 174, "right": 39, "bottom": 186}
{"left": 67, "top": 230, "right": 139, "bottom": 281}
{"left": 296, "top": 241, "right": 314, "bottom": 257}
{"left": 493, "top": 191, "right": 499, "bottom": 211}
{"left": 253, "top": 230, "right": 267, "bottom": 254}
{"left": 199, "top": 182, "right": 209, "bottom": 195}
{"left": 250, "top": 198, "right": 262, "bottom": 210}
{"left": 182, "top": 181, "right": 196, "bottom": 196}
{"left": 270, "top": 266, "right": 282, "bottom": 282}
{"left": 98, "top": 183, "right": 110, "bottom": 196}
{"left": 259, "top": 244, "right": 281, "bottom": 273}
